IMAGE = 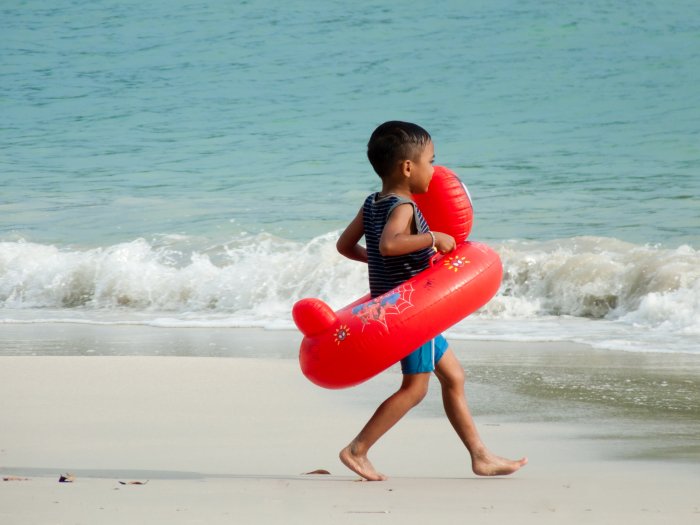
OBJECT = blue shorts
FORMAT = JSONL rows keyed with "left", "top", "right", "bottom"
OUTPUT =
{"left": 400, "top": 334, "right": 449, "bottom": 374}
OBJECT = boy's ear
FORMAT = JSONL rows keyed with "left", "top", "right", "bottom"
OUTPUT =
{"left": 400, "top": 159, "right": 412, "bottom": 178}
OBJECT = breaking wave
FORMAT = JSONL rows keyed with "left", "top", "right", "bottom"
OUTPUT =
{"left": 1, "top": 234, "right": 698, "bottom": 352}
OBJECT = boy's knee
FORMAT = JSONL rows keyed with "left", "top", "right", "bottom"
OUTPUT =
{"left": 408, "top": 386, "right": 428, "bottom": 406}
{"left": 452, "top": 366, "right": 465, "bottom": 384}
{"left": 438, "top": 364, "right": 465, "bottom": 389}
{"left": 399, "top": 378, "right": 429, "bottom": 405}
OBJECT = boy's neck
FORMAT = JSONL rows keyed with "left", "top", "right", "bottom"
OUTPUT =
{"left": 380, "top": 180, "right": 411, "bottom": 199}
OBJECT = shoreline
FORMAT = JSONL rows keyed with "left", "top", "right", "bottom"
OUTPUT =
{"left": 1, "top": 327, "right": 699, "bottom": 523}
{"left": 1, "top": 320, "right": 692, "bottom": 357}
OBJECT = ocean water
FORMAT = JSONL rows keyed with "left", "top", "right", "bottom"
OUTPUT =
{"left": 2, "top": 0, "right": 699, "bottom": 354}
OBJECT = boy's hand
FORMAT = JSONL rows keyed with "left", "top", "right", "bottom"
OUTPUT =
{"left": 433, "top": 232, "right": 456, "bottom": 254}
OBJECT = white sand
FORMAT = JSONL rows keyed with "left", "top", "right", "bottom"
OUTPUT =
{"left": 1, "top": 330, "right": 699, "bottom": 524}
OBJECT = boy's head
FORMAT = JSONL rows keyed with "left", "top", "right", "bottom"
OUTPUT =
{"left": 367, "top": 121, "right": 432, "bottom": 179}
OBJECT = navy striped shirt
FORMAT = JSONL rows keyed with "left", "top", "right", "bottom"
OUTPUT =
{"left": 363, "top": 193, "right": 434, "bottom": 298}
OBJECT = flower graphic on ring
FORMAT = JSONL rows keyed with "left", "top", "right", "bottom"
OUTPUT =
{"left": 444, "top": 256, "right": 470, "bottom": 272}
{"left": 334, "top": 324, "right": 350, "bottom": 345}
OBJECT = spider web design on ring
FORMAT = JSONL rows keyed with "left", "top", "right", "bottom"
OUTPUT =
{"left": 351, "top": 283, "right": 415, "bottom": 331}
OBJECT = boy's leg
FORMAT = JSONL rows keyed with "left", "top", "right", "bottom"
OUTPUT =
{"left": 340, "top": 372, "right": 430, "bottom": 481}
{"left": 434, "top": 349, "right": 528, "bottom": 476}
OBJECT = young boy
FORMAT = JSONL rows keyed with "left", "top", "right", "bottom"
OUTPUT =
{"left": 336, "top": 121, "right": 527, "bottom": 481}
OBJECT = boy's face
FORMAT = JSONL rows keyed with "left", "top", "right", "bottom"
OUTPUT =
{"left": 408, "top": 140, "right": 435, "bottom": 194}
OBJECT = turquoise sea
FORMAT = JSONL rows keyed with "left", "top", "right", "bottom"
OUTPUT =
{"left": 2, "top": 0, "right": 699, "bottom": 354}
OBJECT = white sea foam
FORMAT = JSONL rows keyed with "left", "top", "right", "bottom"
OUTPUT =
{"left": 457, "top": 237, "right": 699, "bottom": 353}
{"left": 488, "top": 237, "right": 699, "bottom": 324}
{"left": 0, "top": 234, "right": 367, "bottom": 321}
{"left": 1, "top": 234, "right": 698, "bottom": 353}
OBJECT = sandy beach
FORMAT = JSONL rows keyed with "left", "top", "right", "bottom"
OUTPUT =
{"left": 1, "top": 325, "right": 699, "bottom": 524}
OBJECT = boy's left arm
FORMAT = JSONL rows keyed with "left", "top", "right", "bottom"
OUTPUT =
{"left": 380, "top": 203, "right": 455, "bottom": 256}
{"left": 379, "top": 204, "right": 432, "bottom": 256}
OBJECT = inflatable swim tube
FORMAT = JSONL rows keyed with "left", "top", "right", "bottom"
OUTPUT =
{"left": 292, "top": 166, "right": 502, "bottom": 389}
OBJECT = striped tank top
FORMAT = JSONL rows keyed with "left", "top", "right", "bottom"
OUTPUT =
{"left": 363, "top": 193, "right": 434, "bottom": 298}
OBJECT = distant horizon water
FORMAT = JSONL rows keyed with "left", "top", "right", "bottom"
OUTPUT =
{"left": 2, "top": 1, "right": 699, "bottom": 354}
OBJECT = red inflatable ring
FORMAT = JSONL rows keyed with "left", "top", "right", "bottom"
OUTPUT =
{"left": 293, "top": 166, "right": 502, "bottom": 389}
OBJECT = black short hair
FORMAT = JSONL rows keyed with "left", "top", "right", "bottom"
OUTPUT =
{"left": 366, "top": 121, "right": 432, "bottom": 178}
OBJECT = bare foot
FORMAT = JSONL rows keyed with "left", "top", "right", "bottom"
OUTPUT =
{"left": 472, "top": 451, "right": 528, "bottom": 476}
{"left": 339, "top": 444, "right": 387, "bottom": 481}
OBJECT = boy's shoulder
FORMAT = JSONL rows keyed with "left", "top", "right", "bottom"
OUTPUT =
{"left": 363, "top": 192, "right": 414, "bottom": 206}
{"left": 363, "top": 193, "right": 419, "bottom": 227}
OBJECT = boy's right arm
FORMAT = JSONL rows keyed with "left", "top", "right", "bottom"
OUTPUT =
{"left": 336, "top": 207, "right": 368, "bottom": 263}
